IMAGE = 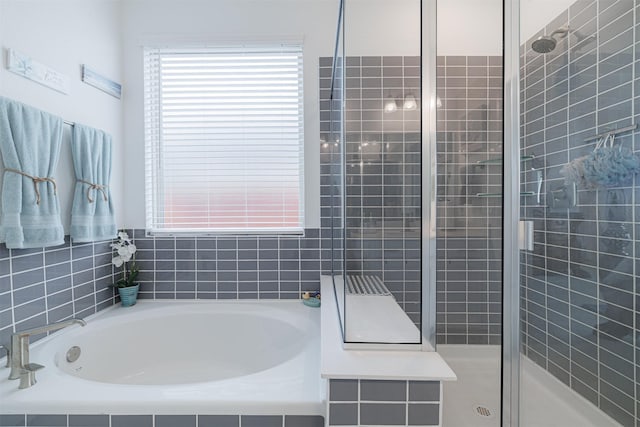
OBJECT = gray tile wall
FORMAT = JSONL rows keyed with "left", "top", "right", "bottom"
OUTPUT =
{"left": 520, "top": 1, "right": 639, "bottom": 425}
{"left": 0, "top": 238, "right": 116, "bottom": 349}
{"left": 435, "top": 56, "right": 503, "bottom": 345}
{"left": 319, "top": 56, "right": 423, "bottom": 326}
{"left": 319, "top": 55, "right": 344, "bottom": 279}
{"left": 130, "top": 229, "right": 321, "bottom": 300}
{"left": 327, "top": 379, "right": 441, "bottom": 426}
{"left": 0, "top": 414, "right": 324, "bottom": 427}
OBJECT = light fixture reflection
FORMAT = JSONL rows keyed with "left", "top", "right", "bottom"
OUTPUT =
{"left": 384, "top": 98, "right": 398, "bottom": 113}
{"left": 403, "top": 95, "right": 417, "bottom": 110}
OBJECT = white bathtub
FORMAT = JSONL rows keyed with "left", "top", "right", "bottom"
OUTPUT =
{"left": 0, "top": 300, "right": 325, "bottom": 415}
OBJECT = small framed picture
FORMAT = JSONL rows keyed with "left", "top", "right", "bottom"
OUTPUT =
{"left": 82, "top": 65, "right": 122, "bottom": 99}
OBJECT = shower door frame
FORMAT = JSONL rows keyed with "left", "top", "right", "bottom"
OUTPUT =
{"left": 421, "top": 0, "right": 438, "bottom": 352}
{"left": 502, "top": 0, "right": 521, "bottom": 425}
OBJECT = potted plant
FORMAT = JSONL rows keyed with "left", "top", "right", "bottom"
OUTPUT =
{"left": 111, "top": 231, "right": 140, "bottom": 306}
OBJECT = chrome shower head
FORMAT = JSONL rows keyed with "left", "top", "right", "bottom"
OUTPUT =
{"left": 531, "top": 27, "right": 570, "bottom": 54}
{"left": 532, "top": 36, "right": 557, "bottom": 53}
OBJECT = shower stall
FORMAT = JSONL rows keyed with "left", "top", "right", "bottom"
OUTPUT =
{"left": 507, "top": 1, "right": 638, "bottom": 425}
{"left": 326, "top": 0, "right": 638, "bottom": 426}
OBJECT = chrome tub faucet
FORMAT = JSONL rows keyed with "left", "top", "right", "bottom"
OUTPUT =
{"left": 7, "top": 318, "right": 86, "bottom": 388}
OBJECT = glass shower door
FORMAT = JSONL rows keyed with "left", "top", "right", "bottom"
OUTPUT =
{"left": 509, "top": 0, "right": 638, "bottom": 426}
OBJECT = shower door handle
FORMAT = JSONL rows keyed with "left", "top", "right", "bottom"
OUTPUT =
{"left": 518, "top": 220, "right": 534, "bottom": 251}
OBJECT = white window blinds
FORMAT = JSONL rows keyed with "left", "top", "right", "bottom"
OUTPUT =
{"left": 144, "top": 46, "right": 305, "bottom": 235}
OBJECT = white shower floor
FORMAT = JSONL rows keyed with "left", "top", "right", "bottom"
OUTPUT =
{"left": 438, "top": 345, "right": 621, "bottom": 427}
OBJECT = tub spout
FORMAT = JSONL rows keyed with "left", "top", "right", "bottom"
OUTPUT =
{"left": 8, "top": 318, "right": 86, "bottom": 381}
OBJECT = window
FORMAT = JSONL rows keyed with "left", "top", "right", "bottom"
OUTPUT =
{"left": 144, "top": 45, "right": 304, "bottom": 235}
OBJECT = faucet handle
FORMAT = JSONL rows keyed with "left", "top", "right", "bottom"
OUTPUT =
{"left": 19, "top": 363, "right": 44, "bottom": 389}
{"left": 0, "top": 345, "right": 9, "bottom": 368}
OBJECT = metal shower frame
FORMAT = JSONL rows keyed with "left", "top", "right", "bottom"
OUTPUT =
{"left": 421, "top": 0, "right": 438, "bottom": 352}
{"left": 503, "top": 0, "right": 521, "bottom": 425}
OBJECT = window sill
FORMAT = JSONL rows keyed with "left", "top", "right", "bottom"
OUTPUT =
{"left": 145, "top": 227, "right": 305, "bottom": 238}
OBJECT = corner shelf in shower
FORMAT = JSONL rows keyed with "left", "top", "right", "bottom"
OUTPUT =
{"left": 474, "top": 191, "right": 536, "bottom": 198}
{"left": 475, "top": 155, "right": 535, "bottom": 165}
{"left": 473, "top": 155, "right": 537, "bottom": 198}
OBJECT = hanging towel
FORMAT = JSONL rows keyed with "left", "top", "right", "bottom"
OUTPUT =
{"left": 0, "top": 97, "right": 64, "bottom": 248}
{"left": 70, "top": 124, "right": 117, "bottom": 242}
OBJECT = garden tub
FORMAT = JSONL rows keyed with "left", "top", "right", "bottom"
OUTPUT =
{"left": 0, "top": 300, "right": 324, "bottom": 415}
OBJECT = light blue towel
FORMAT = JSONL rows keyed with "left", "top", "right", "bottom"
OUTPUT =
{"left": 0, "top": 97, "right": 64, "bottom": 248}
{"left": 70, "top": 124, "right": 117, "bottom": 242}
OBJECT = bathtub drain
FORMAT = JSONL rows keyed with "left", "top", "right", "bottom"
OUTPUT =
{"left": 66, "top": 346, "right": 81, "bottom": 363}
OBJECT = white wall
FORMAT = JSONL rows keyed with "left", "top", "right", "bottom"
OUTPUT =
{"left": 437, "top": 0, "right": 577, "bottom": 56}
{"left": 521, "top": 0, "right": 576, "bottom": 41}
{"left": 0, "top": 0, "right": 124, "bottom": 234}
{"left": 345, "top": 0, "right": 421, "bottom": 56}
{"left": 438, "top": 0, "right": 503, "bottom": 56}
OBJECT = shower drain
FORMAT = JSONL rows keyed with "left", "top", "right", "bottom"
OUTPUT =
{"left": 473, "top": 405, "right": 495, "bottom": 418}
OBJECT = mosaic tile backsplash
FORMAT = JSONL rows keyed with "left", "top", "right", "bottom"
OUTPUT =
{"left": 520, "top": 1, "right": 640, "bottom": 425}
